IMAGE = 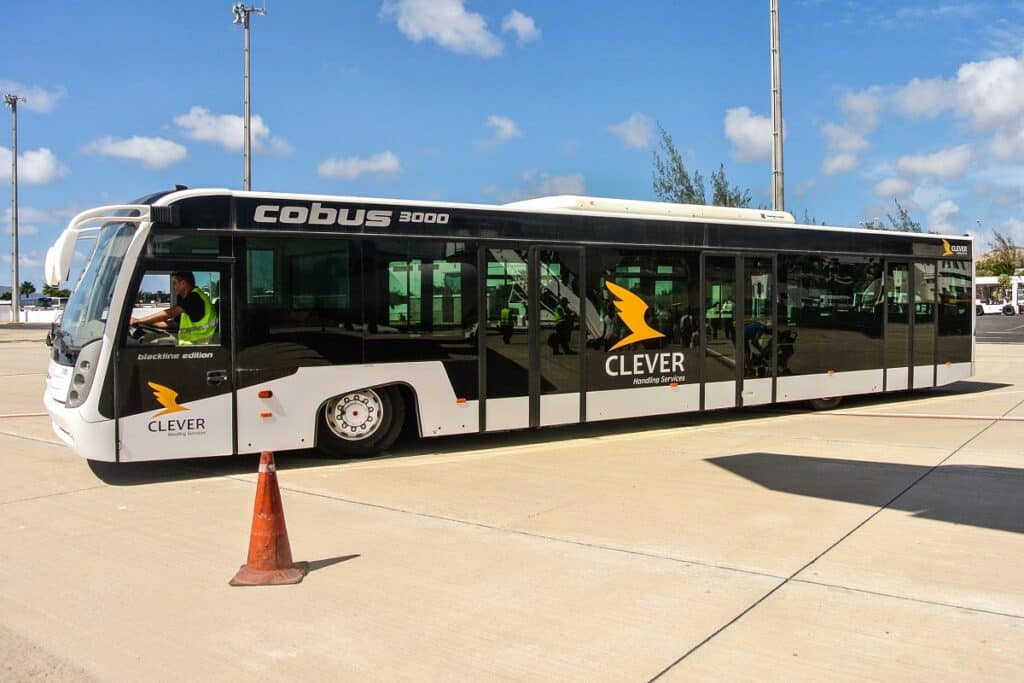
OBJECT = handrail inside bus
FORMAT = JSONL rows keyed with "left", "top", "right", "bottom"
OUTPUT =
{"left": 45, "top": 205, "right": 151, "bottom": 286}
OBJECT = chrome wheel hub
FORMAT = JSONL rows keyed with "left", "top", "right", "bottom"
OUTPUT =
{"left": 325, "top": 389, "right": 383, "bottom": 441}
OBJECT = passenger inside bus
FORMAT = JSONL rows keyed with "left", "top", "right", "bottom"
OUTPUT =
{"left": 129, "top": 271, "right": 218, "bottom": 346}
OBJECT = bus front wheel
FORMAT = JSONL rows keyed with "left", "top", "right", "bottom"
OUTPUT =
{"left": 317, "top": 386, "right": 406, "bottom": 458}
{"left": 808, "top": 396, "right": 842, "bottom": 411}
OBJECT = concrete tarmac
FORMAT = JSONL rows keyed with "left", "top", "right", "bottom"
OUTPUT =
{"left": 1, "top": 328, "right": 1021, "bottom": 681}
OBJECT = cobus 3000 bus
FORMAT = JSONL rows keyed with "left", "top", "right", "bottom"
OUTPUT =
{"left": 43, "top": 188, "right": 974, "bottom": 462}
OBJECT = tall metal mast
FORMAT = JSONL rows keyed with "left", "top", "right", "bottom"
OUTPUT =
{"left": 4, "top": 93, "right": 25, "bottom": 322}
{"left": 770, "top": 0, "right": 785, "bottom": 211}
{"left": 232, "top": 3, "right": 266, "bottom": 191}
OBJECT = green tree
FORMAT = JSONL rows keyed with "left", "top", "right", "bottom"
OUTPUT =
{"left": 652, "top": 123, "right": 754, "bottom": 207}
{"left": 885, "top": 199, "right": 922, "bottom": 232}
{"left": 863, "top": 199, "right": 922, "bottom": 232}
{"left": 19, "top": 281, "right": 35, "bottom": 298}
{"left": 710, "top": 164, "right": 752, "bottom": 208}
{"left": 975, "top": 230, "right": 1021, "bottom": 276}
{"left": 42, "top": 284, "right": 71, "bottom": 298}
{"left": 0, "top": 291, "right": 10, "bottom": 301}
{"left": 653, "top": 123, "right": 705, "bottom": 204}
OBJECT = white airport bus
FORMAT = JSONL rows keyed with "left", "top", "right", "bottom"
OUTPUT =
{"left": 43, "top": 188, "right": 975, "bottom": 462}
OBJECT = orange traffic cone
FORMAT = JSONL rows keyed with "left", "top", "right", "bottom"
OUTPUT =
{"left": 230, "top": 451, "right": 308, "bottom": 586}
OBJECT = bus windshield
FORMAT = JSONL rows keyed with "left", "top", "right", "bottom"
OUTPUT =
{"left": 57, "top": 222, "right": 136, "bottom": 351}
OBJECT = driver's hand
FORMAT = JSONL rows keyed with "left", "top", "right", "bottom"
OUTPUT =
{"left": 130, "top": 317, "right": 139, "bottom": 326}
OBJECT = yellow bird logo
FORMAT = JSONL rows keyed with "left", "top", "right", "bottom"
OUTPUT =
{"left": 147, "top": 382, "right": 189, "bottom": 416}
{"left": 605, "top": 280, "right": 666, "bottom": 351}
{"left": 942, "top": 239, "right": 953, "bottom": 256}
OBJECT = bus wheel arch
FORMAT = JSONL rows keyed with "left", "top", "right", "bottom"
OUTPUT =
{"left": 316, "top": 385, "right": 407, "bottom": 458}
{"left": 808, "top": 396, "right": 842, "bottom": 411}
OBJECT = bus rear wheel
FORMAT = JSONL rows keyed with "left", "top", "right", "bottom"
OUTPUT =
{"left": 317, "top": 386, "right": 406, "bottom": 458}
{"left": 808, "top": 396, "right": 842, "bottom": 411}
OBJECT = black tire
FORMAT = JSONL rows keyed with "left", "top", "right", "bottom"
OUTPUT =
{"left": 1003, "top": 304, "right": 1016, "bottom": 316}
{"left": 976, "top": 306, "right": 984, "bottom": 316}
{"left": 317, "top": 386, "right": 406, "bottom": 458}
{"left": 808, "top": 396, "right": 842, "bottom": 411}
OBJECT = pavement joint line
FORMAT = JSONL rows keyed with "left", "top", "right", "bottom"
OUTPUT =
{"left": 789, "top": 577, "right": 1024, "bottom": 621}
{"left": 0, "top": 430, "right": 66, "bottom": 447}
{"left": 0, "top": 412, "right": 49, "bottom": 419}
{"left": 647, "top": 393, "right": 1024, "bottom": 682}
{"left": 203, "top": 469, "right": 789, "bottom": 583}
{"left": 0, "top": 485, "right": 109, "bottom": 508}
{"left": 818, "top": 412, "right": 1024, "bottom": 422}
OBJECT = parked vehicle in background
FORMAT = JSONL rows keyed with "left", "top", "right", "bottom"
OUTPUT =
{"left": 975, "top": 275, "right": 1023, "bottom": 315}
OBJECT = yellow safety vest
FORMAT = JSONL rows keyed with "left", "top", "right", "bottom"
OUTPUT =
{"left": 178, "top": 288, "right": 217, "bottom": 346}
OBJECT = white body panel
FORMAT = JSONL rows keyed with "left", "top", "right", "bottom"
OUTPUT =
{"left": 886, "top": 367, "right": 910, "bottom": 392}
{"left": 914, "top": 365, "right": 935, "bottom": 389}
{"left": 484, "top": 397, "right": 529, "bottom": 432}
{"left": 539, "top": 393, "right": 580, "bottom": 427}
{"left": 236, "top": 362, "right": 479, "bottom": 453}
{"left": 937, "top": 362, "right": 972, "bottom": 386}
{"left": 741, "top": 377, "right": 772, "bottom": 406}
{"left": 586, "top": 384, "right": 699, "bottom": 422}
{"left": 776, "top": 369, "right": 883, "bottom": 403}
{"left": 118, "top": 394, "right": 234, "bottom": 462}
{"left": 704, "top": 381, "right": 736, "bottom": 411}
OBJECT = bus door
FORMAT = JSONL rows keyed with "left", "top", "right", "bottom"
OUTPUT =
{"left": 702, "top": 254, "right": 775, "bottom": 409}
{"left": 480, "top": 246, "right": 584, "bottom": 431}
{"left": 115, "top": 261, "right": 235, "bottom": 462}
{"left": 884, "top": 260, "right": 936, "bottom": 391}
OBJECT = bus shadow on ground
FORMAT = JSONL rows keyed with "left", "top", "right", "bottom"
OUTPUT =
{"left": 708, "top": 452, "right": 1024, "bottom": 534}
{"left": 87, "top": 379, "right": 1012, "bottom": 487}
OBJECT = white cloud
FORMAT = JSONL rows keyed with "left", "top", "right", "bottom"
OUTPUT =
{"left": 891, "top": 77, "right": 953, "bottom": 118}
{"left": 954, "top": 54, "right": 1024, "bottom": 130}
{"left": 0, "top": 81, "right": 67, "bottom": 113}
{"left": 485, "top": 171, "right": 586, "bottom": 202}
{"left": 0, "top": 252, "right": 43, "bottom": 268}
{"left": 841, "top": 88, "right": 884, "bottom": 129}
{"left": 822, "top": 123, "right": 868, "bottom": 153}
{"left": 607, "top": 113, "right": 652, "bottom": 150}
{"left": 173, "top": 106, "right": 290, "bottom": 154}
{"left": 822, "top": 153, "right": 857, "bottom": 176}
{"left": 0, "top": 147, "right": 68, "bottom": 185}
{"left": 381, "top": 0, "right": 502, "bottom": 58}
{"left": 874, "top": 177, "right": 913, "bottom": 198}
{"left": 501, "top": 10, "right": 540, "bottom": 44}
{"left": 724, "top": 107, "right": 772, "bottom": 162}
{"left": 927, "top": 199, "right": 960, "bottom": 232}
{"left": 83, "top": 136, "right": 187, "bottom": 169}
{"left": 3, "top": 222, "right": 39, "bottom": 237}
{"left": 484, "top": 115, "right": 522, "bottom": 143}
{"left": 990, "top": 125, "right": 1024, "bottom": 159}
{"left": 896, "top": 144, "right": 972, "bottom": 178}
{"left": 317, "top": 151, "right": 402, "bottom": 181}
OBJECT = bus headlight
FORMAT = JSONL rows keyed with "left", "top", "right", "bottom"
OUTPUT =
{"left": 66, "top": 340, "right": 102, "bottom": 409}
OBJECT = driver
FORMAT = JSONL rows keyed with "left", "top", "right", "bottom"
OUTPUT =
{"left": 130, "top": 271, "right": 218, "bottom": 345}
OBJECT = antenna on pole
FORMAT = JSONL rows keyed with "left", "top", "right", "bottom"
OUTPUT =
{"left": 4, "top": 93, "right": 26, "bottom": 323}
{"left": 233, "top": 3, "right": 266, "bottom": 192}
{"left": 769, "top": 0, "right": 785, "bottom": 212}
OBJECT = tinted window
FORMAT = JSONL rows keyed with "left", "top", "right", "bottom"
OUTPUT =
{"left": 586, "top": 248, "right": 699, "bottom": 391}
{"left": 937, "top": 259, "right": 971, "bottom": 363}
{"left": 777, "top": 255, "right": 883, "bottom": 374}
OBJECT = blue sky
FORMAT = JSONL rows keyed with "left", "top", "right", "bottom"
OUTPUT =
{"left": 4, "top": 0, "right": 1024, "bottom": 288}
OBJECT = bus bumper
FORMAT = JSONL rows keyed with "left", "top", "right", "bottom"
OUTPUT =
{"left": 43, "top": 391, "right": 116, "bottom": 462}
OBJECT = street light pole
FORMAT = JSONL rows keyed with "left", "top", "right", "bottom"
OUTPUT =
{"left": 4, "top": 93, "right": 25, "bottom": 323}
{"left": 769, "top": 0, "right": 785, "bottom": 212}
{"left": 233, "top": 3, "right": 266, "bottom": 192}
